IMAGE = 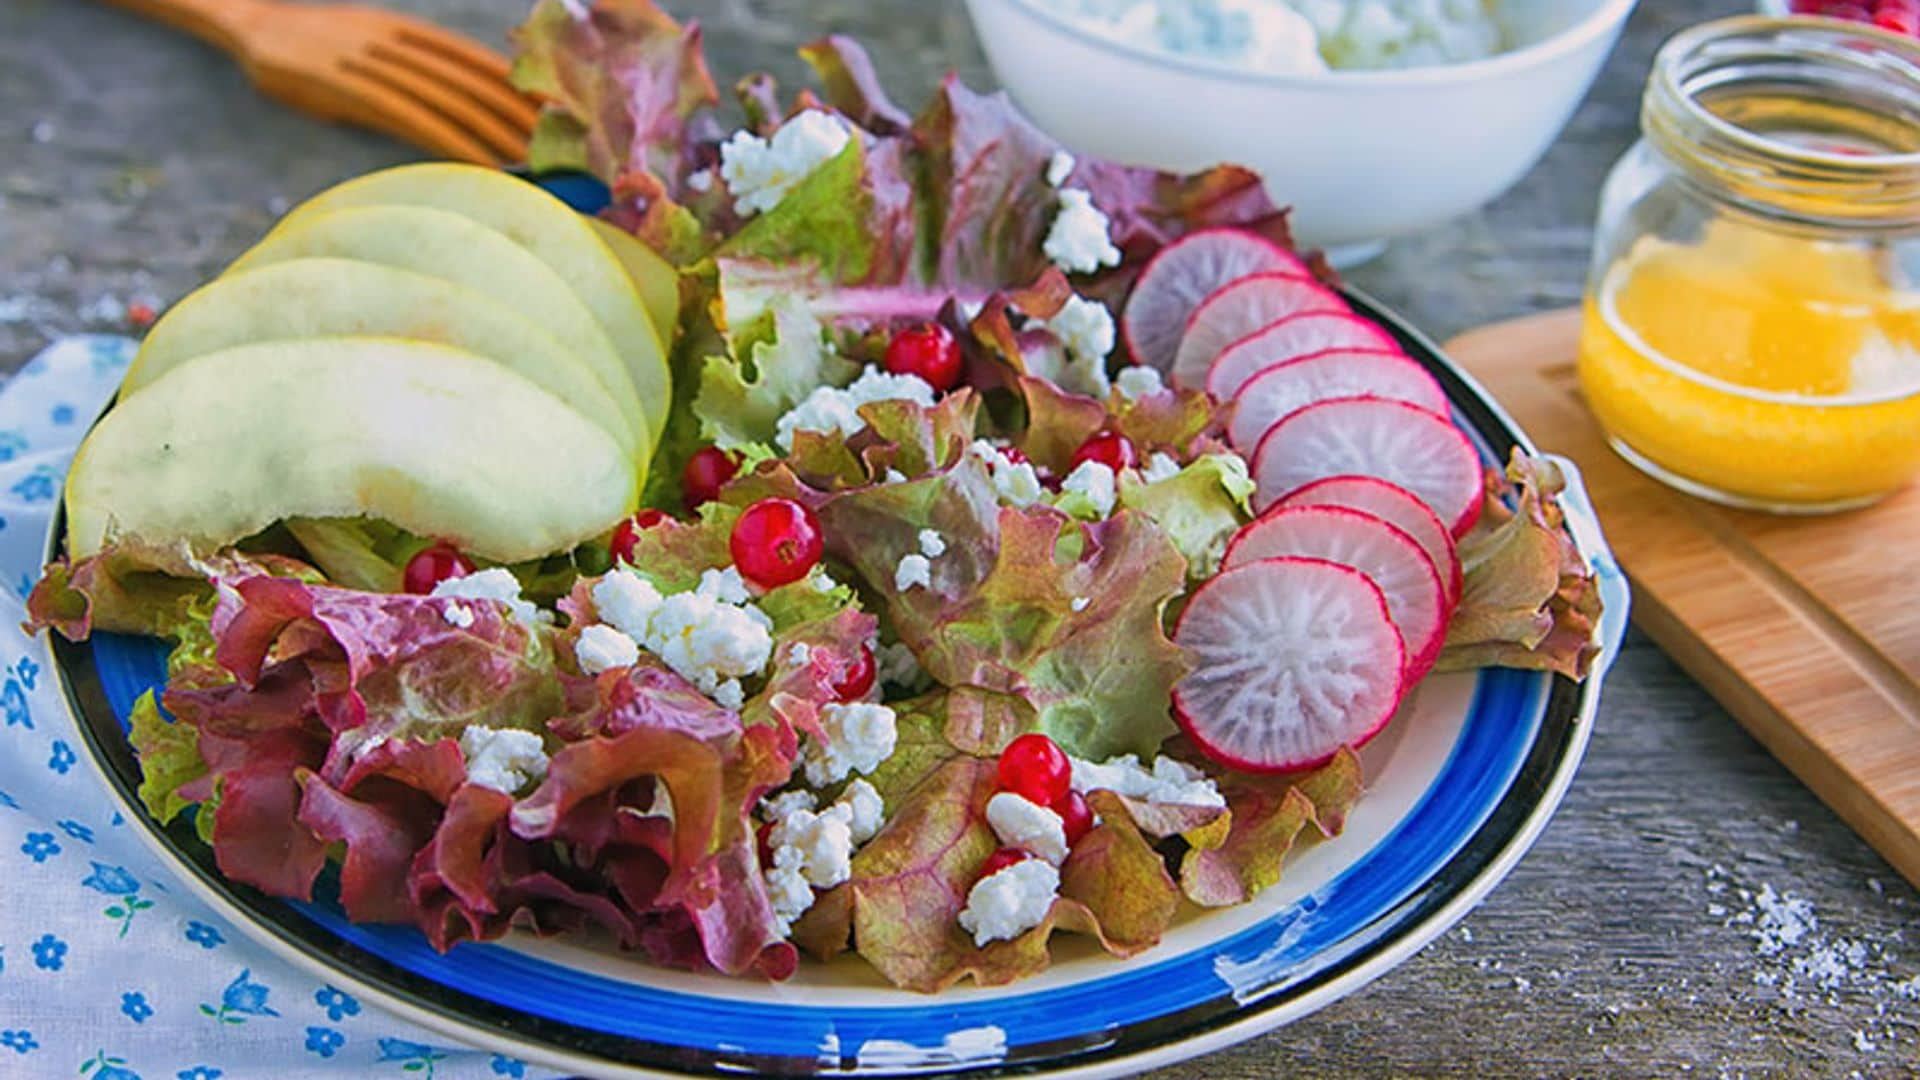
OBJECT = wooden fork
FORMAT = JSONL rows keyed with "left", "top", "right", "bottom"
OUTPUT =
{"left": 97, "top": 0, "right": 539, "bottom": 167}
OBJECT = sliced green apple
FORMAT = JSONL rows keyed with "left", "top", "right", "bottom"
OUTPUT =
{"left": 227, "top": 203, "right": 649, "bottom": 454}
{"left": 287, "top": 164, "right": 673, "bottom": 449}
{"left": 587, "top": 217, "right": 681, "bottom": 351}
{"left": 127, "top": 257, "right": 646, "bottom": 458}
{"left": 67, "top": 337, "right": 640, "bottom": 565}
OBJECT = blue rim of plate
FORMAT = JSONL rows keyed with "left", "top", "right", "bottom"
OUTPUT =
{"left": 49, "top": 196, "right": 1631, "bottom": 1077}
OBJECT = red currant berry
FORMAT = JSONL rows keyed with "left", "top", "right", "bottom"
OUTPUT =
{"left": 126, "top": 301, "right": 157, "bottom": 329}
{"left": 831, "top": 644, "right": 877, "bottom": 701}
{"left": 883, "top": 323, "right": 963, "bottom": 392}
{"left": 1875, "top": 7, "right": 1918, "bottom": 33}
{"left": 402, "top": 543, "right": 473, "bottom": 594}
{"left": 729, "top": 498, "right": 824, "bottom": 589}
{"left": 1069, "top": 430, "right": 1138, "bottom": 474}
{"left": 997, "top": 733, "right": 1071, "bottom": 807}
{"left": 682, "top": 446, "right": 741, "bottom": 511}
{"left": 609, "top": 510, "right": 670, "bottom": 565}
{"left": 978, "top": 846, "right": 1030, "bottom": 880}
{"left": 999, "top": 445, "right": 1031, "bottom": 466}
{"left": 756, "top": 819, "right": 776, "bottom": 867}
{"left": 1054, "top": 789, "right": 1094, "bottom": 847}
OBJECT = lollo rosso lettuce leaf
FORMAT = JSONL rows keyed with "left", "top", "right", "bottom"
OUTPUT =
{"left": 1179, "top": 747, "right": 1363, "bottom": 907}
{"left": 1437, "top": 452, "right": 1603, "bottom": 680}
{"left": 1117, "top": 453, "right": 1256, "bottom": 580}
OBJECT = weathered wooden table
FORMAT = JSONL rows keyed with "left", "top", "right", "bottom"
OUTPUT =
{"left": 4, "top": 0, "right": 1916, "bottom": 1075}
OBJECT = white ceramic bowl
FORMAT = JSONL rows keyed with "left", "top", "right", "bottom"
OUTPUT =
{"left": 964, "top": 0, "right": 1639, "bottom": 252}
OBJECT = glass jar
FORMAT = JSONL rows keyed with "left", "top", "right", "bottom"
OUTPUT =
{"left": 1578, "top": 16, "right": 1920, "bottom": 514}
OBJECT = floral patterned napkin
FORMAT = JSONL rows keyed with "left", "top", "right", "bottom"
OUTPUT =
{"left": 0, "top": 337, "right": 561, "bottom": 1079}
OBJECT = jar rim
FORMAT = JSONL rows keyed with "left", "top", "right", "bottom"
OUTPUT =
{"left": 1646, "top": 15, "right": 1920, "bottom": 226}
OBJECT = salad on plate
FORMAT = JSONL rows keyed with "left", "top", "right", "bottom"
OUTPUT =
{"left": 28, "top": 0, "right": 1602, "bottom": 994}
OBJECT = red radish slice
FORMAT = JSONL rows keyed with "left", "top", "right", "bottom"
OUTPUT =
{"left": 1226, "top": 349, "right": 1448, "bottom": 453}
{"left": 1223, "top": 505, "right": 1448, "bottom": 678}
{"left": 1172, "top": 556, "right": 1406, "bottom": 773}
{"left": 1207, "top": 310, "right": 1405, "bottom": 400}
{"left": 1280, "top": 476, "right": 1463, "bottom": 607}
{"left": 1124, "top": 229, "right": 1305, "bottom": 376}
{"left": 1171, "top": 272, "right": 1348, "bottom": 390}
{"left": 1251, "top": 396, "right": 1484, "bottom": 537}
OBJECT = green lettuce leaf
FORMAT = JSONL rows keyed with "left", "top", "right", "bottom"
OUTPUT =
{"left": 694, "top": 297, "right": 857, "bottom": 451}
{"left": 1179, "top": 747, "right": 1363, "bottom": 907}
{"left": 1118, "top": 453, "right": 1256, "bottom": 579}
{"left": 127, "top": 690, "right": 207, "bottom": 827}
{"left": 1437, "top": 452, "right": 1603, "bottom": 679}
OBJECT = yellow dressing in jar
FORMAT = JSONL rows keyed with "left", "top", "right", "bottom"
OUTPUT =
{"left": 1577, "top": 17, "right": 1920, "bottom": 512}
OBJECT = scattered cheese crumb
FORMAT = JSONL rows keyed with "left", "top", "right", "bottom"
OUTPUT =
{"left": 1060, "top": 459, "right": 1118, "bottom": 518}
{"left": 432, "top": 568, "right": 546, "bottom": 626}
{"left": 1141, "top": 451, "right": 1182, "bottom": 484}
{"left": 441, "top": 600, "right": 475, "bottom": 629}
{"left": 985, "top": 791, "right": 1069, "bottom": 866}
{"left": 575, "top": 624, "right": 640, "bottom": 674}
{"left": 458, "top": 726, "right": 550, "bottom": 795}
{"left": 1071, "top": 596, "right": 1091, "bottom": 613}
{"left": 917, "top": 528, "right": 947, "bottom": 558}
{"left": 1046, "top": 150, "right": 1076, "bottom": 187}
{"left": 1044, "top": 189, "right": 1121, "bottom": 274}
{"left": 719, "top": 110, "right": 853, "bottom": 215}
{"left": 804, "top": 701, "right": 899, "bottom": 786}
{"left": 895, "top": 553, "right": 932, "bottom": 592}
{"left": 1114, "top": 365, "right": 1165, "bottom": 403}
{"left": 958, "top": 857, "right": 1059, "bottom": 946}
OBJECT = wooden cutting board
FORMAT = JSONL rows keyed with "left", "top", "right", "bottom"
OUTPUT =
{"left": 1445, "top": 309, "right": 1920, "bottom": 889}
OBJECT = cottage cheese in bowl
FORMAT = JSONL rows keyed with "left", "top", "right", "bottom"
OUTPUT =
{"left": 1053, "top": 0, "right": 1512, "bottom": 73}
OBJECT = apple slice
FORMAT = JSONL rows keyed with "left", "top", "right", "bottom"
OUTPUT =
{"left": 67, "top": 338, "right": 639, "bottom": 565}
{"left": 227, "top": 203, "right": 649, "bottom": 457}
{"left": 127, "top": 257, "right": 646, "bottom": 458}
{"left": 589, "top": 218, "right": 681, "bottom": 354}
{"left": 284, "top": 163, "right": 673, "bottom": 449}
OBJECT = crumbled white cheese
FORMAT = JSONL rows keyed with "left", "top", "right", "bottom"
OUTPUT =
{"left": 894, "top": 553, "right": 932, "bottom": 592}
{"left": 1044, "top": 189, "right": 1121, "bottom": 274}
{"left": 1070, "top": 753, "right": 1226, "bottom": 808}
{"left": 458, "top": 726, "right": 550, "bottom": 795}
{"left": 686, "top": 168, "right": 716, "bottom": 194}
{"left": 696, "top": 566, "right": 754, "bottom": 606}
{"left": 762, "top": 788, "right": 819, "bottom": 821}
{"left": 575, "top": 623, "right": 641, "bottom": 675}
{"left": 719, "top": 109, "right": 853, "bottom": 216}
{"left": 808, "top": 567, "right": 840, "bottom": 594}
{"left": 884, "top": 468, "right": 908, "bottom": 484}
{"left": 775, "top": 365, "right": 937, "bottom": 451}
{"left": 958, "top": 857, "right": 1060, "bottom": 946}
{"left": 917, "top": 528, "right": 948, "bottom": 559}
{"left": 712, "top": 678, "right": 745, "bottom": 711}
{"left": 432, "top": 568, "right": 545, "bottom": 626}
{"left": 986, "top": 791, "right": 1070, "bottom": 866}
{"left": 787, "top": 642, "right": 813, "bottom": 667}
{"left": 441, "top": 600, "right": 475, "bottom": 629}
{"left": 839, "top": 777, "right": 886, "bottom": 845}
{"left": 876, "top": 640, "right": 930, "bottom": 691}
{"left": 1142, "top": 451, "right": 1183, "bottom": 484}
{"left": 592, "top": 569, "right": 665, "bottom": 641}
{"left": 1061, "top": 459, "right": 1118, "bottom": 518}
{"left": 804, "top": 701, "right": 899, "bottom": 786}
{"left": 968, "top": 439, "right": 1045, "bottom": 508}
{"left": 1114, "top": 364, "right": 1165, "bottom": 403}
{"left": 771, "top": 801, "right": 856, "bottom": 889}
{"left": 1071, "top": 596, "right": 1091, "bottom": 613}
{"left": 1046, "top": 150, "right": 1076, "bottom": 188}
{"left": 1048, "top": 295, "right": 1116, "bottom": 373}
{"left": 646, "top": 590, "right": 775, "bottom": 697}
{"left": 765, "top": 849, "right": 817, "bottom": 935}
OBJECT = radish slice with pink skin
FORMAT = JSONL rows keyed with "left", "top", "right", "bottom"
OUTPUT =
{"left": 1172, "top": 556, "right": 1407, "bottom": 774}
{"left": 1223, "top": 505, "right": 1449, "bottom": 679}
{"left": 1207, "top": 310, "right": 1403, "bottom": 400}
{"left": 1171, "top": 272, "right": 1348, "bottom": 390}
{"left": 1279, "top": 475, "right": 1463, "bottom": 607}
{"left": 1251, "top": 396, "right": 1484, "bottom": 537}
{"left": 1226, "top": 349, "right": 1447, "bottom": 453}
{"left": 1123, "top": 229, "right": 1305, "bottom": 375}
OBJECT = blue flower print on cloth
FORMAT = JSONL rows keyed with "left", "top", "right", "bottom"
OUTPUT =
{"left": 0, "top": 338, "right": 565, "bottom": 1078}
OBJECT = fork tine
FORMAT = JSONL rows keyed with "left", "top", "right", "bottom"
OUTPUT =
{"left": 347, "top": 54, "right": 528, "bottom": 162}
{"left": 333, "top": 65, "right": 500, "bottom": 166}
{"left": 390, "top": 21, "right": 516, "bottom": 85}
{"left": 370, "top": 40, "right": 540, "bottom": 138}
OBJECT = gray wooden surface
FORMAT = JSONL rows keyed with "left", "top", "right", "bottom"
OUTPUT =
{"left": 4, "top": 0, "right": 1918, "bottom": 1076}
